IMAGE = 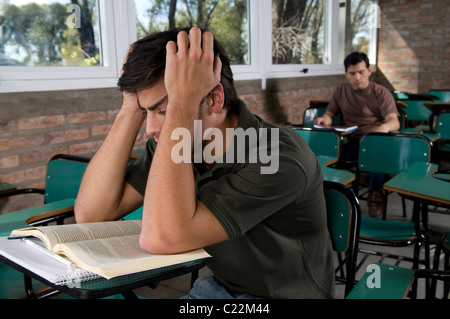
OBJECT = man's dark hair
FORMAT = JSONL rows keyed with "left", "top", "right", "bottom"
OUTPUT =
{"left": 344, "top": 52, "right": 370, "bottom": 72}
{"left": 118, "top": 28, "right": 239, "bottom": 113}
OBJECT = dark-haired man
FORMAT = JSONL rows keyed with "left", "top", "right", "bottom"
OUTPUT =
{"left": 75, "top": 28, "right": 335, "bottom": 299}
{"left": 315, "top": 52, "right": 400, "bottom": 217}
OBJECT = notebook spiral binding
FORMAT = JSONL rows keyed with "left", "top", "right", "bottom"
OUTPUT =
{"left": 56, "top": 268, "right": 102, "bottom": 287}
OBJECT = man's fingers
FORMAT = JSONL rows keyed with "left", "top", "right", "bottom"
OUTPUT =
{"left": 177, "top": 30, "right": 189, "bottom": 55}
{"left": 166, "top": 40, "right": 177, "bottom": 56}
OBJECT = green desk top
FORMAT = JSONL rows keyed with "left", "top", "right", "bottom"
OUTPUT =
{"left": 0, "top": 199, "right": 75, "bottom": 237}
{"left": 384, "top": 161, "right": 450, "bottom": 206}
{"left": 321, "top": 166, "right": 355, "bottom": 186}
{"left": 346, "top": 263, "right": 415, "bottom": 299}
{"left": 315, "top": 156, "right": 355, "bottom": 185}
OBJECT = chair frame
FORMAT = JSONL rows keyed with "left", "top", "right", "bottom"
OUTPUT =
{"left": 323, "top": 181, "right": 361, "bottom": 297}
{"left": 353, "top": 133, "right": 435, "bottom": 296}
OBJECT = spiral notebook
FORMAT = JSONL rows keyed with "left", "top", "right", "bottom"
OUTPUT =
{"left": 0, "top": 237, "right": 101, "bottom": 286}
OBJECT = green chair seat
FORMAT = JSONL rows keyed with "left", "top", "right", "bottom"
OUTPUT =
{"left": 359, "top": 216, "right": 417, "bottom": 242}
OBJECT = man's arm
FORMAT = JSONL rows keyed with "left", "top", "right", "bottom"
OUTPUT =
{"left": 375, "top": 112, "right": 400, "bottom": 133}
{"left": 74, "top": 92, "right": 145, "bottom": 223}
{"left": 139, "top": 28, "right": 228, "bottom": 255}
{"left": 314, "top": 111, "right": 335, "bottom": 126}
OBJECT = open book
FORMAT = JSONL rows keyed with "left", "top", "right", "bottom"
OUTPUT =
{"left": 313, "top": 124, "right": 358, "bottom": 132}
{"left": 7, "top": 220, "right": 210, "bottom": 281}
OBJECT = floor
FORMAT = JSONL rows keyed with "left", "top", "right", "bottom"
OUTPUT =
{"left": 132, "top": 152, "right": 450, "bottom": 300}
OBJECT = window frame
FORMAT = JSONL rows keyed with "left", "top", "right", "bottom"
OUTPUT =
{"left": 0, "top": 0, "right": 377, "bottom": 93}
{"left": 0, "top": 0, "right": 132, "bottom": 93}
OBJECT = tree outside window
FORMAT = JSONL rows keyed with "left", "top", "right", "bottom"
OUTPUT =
{"left": 0, "top": 0, "right": 101, "bottom": 66}
{"left": 134, "top": 0, "right": 250, "bottom": 65}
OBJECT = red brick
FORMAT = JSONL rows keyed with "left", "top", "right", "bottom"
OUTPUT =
{"left": 0, "top": 134, "right": 45, "bottom": 152}
{"left": 22, "top": 146, "right": 68, "bottom": 165}
{"left": 47, "top": 128, "right": 90, "bottom": 144}
{"left": 18, "top": 115, "right": 65, "bottom": 130}
{"left": 67, "top": 112, "right": 107, "bottom": 124}
{"left": 0, "top": 155, "right": 19, "bottom": 169}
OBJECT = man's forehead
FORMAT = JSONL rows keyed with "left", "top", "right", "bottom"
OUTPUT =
{"left": 347, "top": 62, "right": 369, "bottom": 72}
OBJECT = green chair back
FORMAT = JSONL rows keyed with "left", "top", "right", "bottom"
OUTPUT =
{"left": 436, "top": 113, "right": 450, "bottom": 140}
{"left": 358, "top": 133, "right": 432, "bottom": 175}
{"left": 402, "top": 100, "right": 432, "bottom": 122}
{"left": 44, "top": 155, "right": 90, "bottom": 204}
{"left": 295, "top": 128, "right": 341, "bottom": 159}
{"left": 124, "top": 206, "right": 143, "bottom": 220}
{"left": 428, "top": 90, "right": 450, "bottom": 102}
{"left": 302, "top": 107, "right": 342, "bottom": 128}
{"left": 323, "top": 181, "right": 361, "bottom": 297}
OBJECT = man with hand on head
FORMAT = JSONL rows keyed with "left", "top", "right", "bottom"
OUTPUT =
{"left": 315, "top": 52, "right": 400, "bottom": 217}
{"left": 75, "top": 27, "right": 335, "bottom": 299}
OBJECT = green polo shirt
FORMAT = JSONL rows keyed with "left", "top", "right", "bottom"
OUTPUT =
{"left": 125, "top": 101, "right": 335, "bottom": 299}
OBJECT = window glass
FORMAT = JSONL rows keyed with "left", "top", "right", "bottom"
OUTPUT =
{"left": 272, "top": 0, "right": 326, "bottom": 65}
{"left": 134, "top": 0, "right": 250, "bottom": 65}
{"left": 339, "top": 0, "right": 378, "bottom": 63}
{"left": 0, "top": 0, "right": 102, "bottom": 66}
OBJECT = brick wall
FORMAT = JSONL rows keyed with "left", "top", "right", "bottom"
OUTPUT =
{"left": 377, "top": 0, "right": 450, "bottom": 93}
{"left": 0, "top": 76, "right": 340, "bottom": 214}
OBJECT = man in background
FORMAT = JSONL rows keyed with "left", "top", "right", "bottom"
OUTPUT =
{"left": 315, "top": 52, "right": 400, "bottom": 217}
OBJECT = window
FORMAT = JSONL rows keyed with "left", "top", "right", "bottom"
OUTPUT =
{"left": 272, "top": 0, "right": 326, "bottom": 65}
{"left": 338, "top": 0, "right": 379, "bottom": 65}
{"left": 0, "top": 0, "right": 379, "bottom": 93}
{"left": 134, "top": 0, "right": 251, "bottom": 66}
{"left": 1, "top": 0, "right": 102, "bottom": 67}
{"left": 0, "top": 0, "right": 132, "bottom": 93}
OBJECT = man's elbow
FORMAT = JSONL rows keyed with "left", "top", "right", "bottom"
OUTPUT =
{"left": 74, "top": 202, "right": 92, "bottom": 224}
{"left": 139, "top": 229, "right": 187, "bottom": 255}
{"left": 74, "top": 201, "right": 108, "bottom": 224}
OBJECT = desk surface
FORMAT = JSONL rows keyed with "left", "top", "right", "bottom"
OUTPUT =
{"left": 317, "top": 156, "right": 355, "bottom": 186}
{"left": 384, "top": 161, "right": 450, "bottom": 206}
{"left": 0, "top": 251, "right": 205, "bottom": 299}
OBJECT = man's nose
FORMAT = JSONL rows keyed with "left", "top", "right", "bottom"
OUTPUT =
{"left": 146, "top": 113, "right": 160, "bottom": 138}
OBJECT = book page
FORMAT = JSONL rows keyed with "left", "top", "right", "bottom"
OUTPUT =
{"left": 11, "top": 220, "right": 142, "bottom": 250}
{"left": 313, "top": 124, "right": 358, "bottom": 132}
{"left": 54, "top": 235, "right": 210, "bottom": 279}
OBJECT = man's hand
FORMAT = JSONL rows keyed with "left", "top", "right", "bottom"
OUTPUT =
{"left": 164, "top": 27, "right": 222, "bottom": 119}
{"left": 314, "top": 111, "right": 334, "bottom": 127}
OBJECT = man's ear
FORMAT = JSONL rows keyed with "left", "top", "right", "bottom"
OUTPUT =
{"left": 210, "top": 84, "right": 225, "bottom": 113}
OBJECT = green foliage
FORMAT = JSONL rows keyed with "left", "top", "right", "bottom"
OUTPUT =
{"left": 0, "top": 1, "right": 100, "bottom": 66}
{"left": 136, "top": 0, "right": 249, "bottom": 65}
